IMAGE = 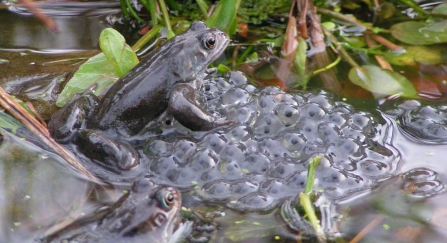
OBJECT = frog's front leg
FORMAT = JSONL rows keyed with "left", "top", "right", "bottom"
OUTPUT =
{"left": 169, "top": 84, "right": 232, "bottom": 131}
{"left": 48, "top": 95, "right": 98, "bottom": 143}
{"left": 73, "top": 129, "right": 139, "bottom": 171}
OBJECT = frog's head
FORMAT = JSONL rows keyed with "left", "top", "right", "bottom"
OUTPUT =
{"left": 107, "top": 178, "right": 182, "bottom": 239}
{"left": 169, "top": 21, "right": 230, "bottom": 81}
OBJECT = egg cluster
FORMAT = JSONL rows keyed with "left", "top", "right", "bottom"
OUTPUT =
{"left": 387, "top": 99, "right": 447, "bottom": 144}
{"left": 144, "top": 72, "right": 400, "bottom": 211}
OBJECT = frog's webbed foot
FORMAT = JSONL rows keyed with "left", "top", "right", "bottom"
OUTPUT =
{"left": 48, "top": 95, "right": 98, "bottom": 143}
{"left": 73, "top": 129, "right": 139, "bottom": 171}
{"left": 169, "top": 84, "right": 233, "bottom": 131}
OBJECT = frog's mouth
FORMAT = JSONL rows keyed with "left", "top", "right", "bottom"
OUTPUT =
{"left": 209, "top": 33, "right": 230, "bottom": 61}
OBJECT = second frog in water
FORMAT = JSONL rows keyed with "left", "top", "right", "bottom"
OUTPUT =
{"left": 48, "top": 22, "right": 231, "bottom": 175}
{"left": 41, "top": 178, "right": 182, "bottom": 243}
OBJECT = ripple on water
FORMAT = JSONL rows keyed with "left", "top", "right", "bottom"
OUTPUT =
{"left": 402, "top": 167, "right": 445, "bottom": 197}
{"left": 387, "top": 100, "right": 447, "bottom": 144}
{"left": 144, "top": 71, "right": 401, "bottom": 211}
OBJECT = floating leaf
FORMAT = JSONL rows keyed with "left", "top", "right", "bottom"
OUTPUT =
{"left": 385, "top": 45, "right": 447, "bottom": 66}
{"left": 99, "top": 28, "right": 139, "bottom": 78}
{"left": 432, "top": 3, "right": 447, "bottom": 15}
{"left": 348, "top": 65, "right": 418, "bottom": 98}
{"left": 391, "top": 21, "right": 447, "bottom": 45}
{"left": 55, "top": 53, "right": 117, "bottom": 107}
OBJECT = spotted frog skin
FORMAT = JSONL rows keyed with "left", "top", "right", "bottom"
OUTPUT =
{"left": 41, "top": 178, "right": 182, "bottom": 243}
{"left": 48, "top": 21, "right": 230, "bottom": 172}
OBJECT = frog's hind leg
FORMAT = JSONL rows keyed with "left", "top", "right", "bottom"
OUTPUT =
{"left": 48, "top": 95, "right": 98, "bottom": 143}
{"left": 169, "top": 84, "right": 232, "bottom": 131}
{"left": 73, "top": 129, "right": 139, "bottom": 171}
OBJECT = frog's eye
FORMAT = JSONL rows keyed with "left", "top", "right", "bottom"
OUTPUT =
{"left": 160, "top": 191, "right": 175, "bottom": 210}
{"left": 165, "top": 193, "right": 175, "bottom": 204}
{"left": 203, "top": 35, "right": 216, "bottom": 49}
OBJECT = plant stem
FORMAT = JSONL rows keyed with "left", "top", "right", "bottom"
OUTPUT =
{"left": 140, "top": 0, "right": 158, "bottom": 26}
{"left": 317, "top": 8, "right": 390, "bottom": 33}
{"left": 398, "top": 0, "right": 429, "bottom": 15}
{"left": 125, "top": 0, "right": 144, "bottom": 22}
{"left": 300, "top": 193, "right": 326, "bottom": 243}
{"left": 323, "top": 27, "right": 360, "bottom": 68}
{"left": 158, "top": 0, "right": 173, "bottom": 36}
{"left": 195, "top": 0, "right": 210, "bottom": 18}
{"left": 132, "top": 25, "right": 162, "bottom": 52}
{"left": 304, "top": 155, "right": 322, "bottom": 194}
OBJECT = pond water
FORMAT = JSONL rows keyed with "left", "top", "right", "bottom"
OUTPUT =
{"left": 1, "top": 1, "right": 447, "bottom": 242}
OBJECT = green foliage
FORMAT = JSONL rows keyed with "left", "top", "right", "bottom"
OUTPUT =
{"left": 238, "top": 0, "right": 289, "bottom": 24}
{"left": 304, "top": 155, "right": 322, "bottom": 194}
{"left": 385, "top": 45, "right": 447, "bottom": 66}
{"left": 55, "top": 53, "right": 117, "bottom": 107}
{"left": 99, "top": 28, "right": 139, "bottom": 78}
{"left": 432, "top": 3, "right": 447, "bottom": 15}
{"left": 57, "top": 28, "right": 139, "bottom": 107}
{"left": 391, "top": 21, "right": 447, "bottom": 45}
{"left": 348, "top": 65, "right": 418, "bottom": 99}
{"left": 0, "top": 112, "right": 24, "bottom": 134}
{"left": 206, "top": 0, "right": 240, "bottom": 35}
{"left": 294, "top": 37, "right": 307, "bottom": 77}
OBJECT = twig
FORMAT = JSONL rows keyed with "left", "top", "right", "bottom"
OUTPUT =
{"left": 365, "top": 34, "right": 393, "bottom": 71}
{"left": 317, "top": 8, "right": 390, "bottom": 33}
{"left": 350, "top": 216, "right": 385, "bottom": 243}
{"left": 369, "top": 33, "right": 402, "bottom": 51}
{"left": 19, "top": 0, "right": 58, "bottom": 32}
{"left": 26, "top": 101, "right": 47, "bottom": 127}
{"left": 323, "top": 27, "right": 360, "bottom": 68}
{"left": 0, "top": 87, "right": 101, "bottom": 184}
{"left": 297, "top": 0, "right": 309, "bottom": 39}
{"left": 308, "top": 3, "right": 342, "bottom": 94}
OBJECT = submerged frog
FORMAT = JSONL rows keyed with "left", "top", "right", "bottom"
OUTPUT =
{"left": 41, "top": 178, "right": 182, "bottom": 243}
{"left": 48, "top": 21, "right": 231, "bottom": 173}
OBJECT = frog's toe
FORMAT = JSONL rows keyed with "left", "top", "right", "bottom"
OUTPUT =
{"left": 215, "top": 118, "right": 234, "bottom": 126}
{"left": 49, "top": 95, "right": 98, "bottom": 143}
{"left": 73, "top": 129, "right": 139, "bottom": 171}
{"left": 170, "top": 83, "right": 232, "bottom": 131}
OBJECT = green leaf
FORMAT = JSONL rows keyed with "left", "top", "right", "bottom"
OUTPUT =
{"left": 391, "top": 21, "right": 447, "bottom": 45}
{"left": 205, "top": 0, "right": 240, "bottom": 35}
{"left": 432, "top": 3, "right": 447, "bottom": 15}
{"left": 256, "top": 36, "right": 284, "bottom": 48}
{"left": 99, "top": 28, "right": 139, "bottom": 78}
{"left": 247, "top": 52, "right": 258, "bottom": 63}
{"left": 321, "top": 21, "right": 336, "bottom": 31}
{"left": 217, "top": 64, "right": 231, "bottom": 74}
{"left": 55, "top": 53, "right": 118, "bottom": 107}
{"left": 348, "top": 65, "right": 418, "bottom": 98}
{"left": 341, "top": 36, "right": 366, "bottom": 48}
{"left": 295, "top": 37, "right": 307, "bottom": 76}
{"left": 385, "top": 45, "right": 447, "bottom": 66}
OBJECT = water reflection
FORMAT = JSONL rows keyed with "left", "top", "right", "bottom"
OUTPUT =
{"left": 0, "top": 127, "right": 90, "bottom": 242}
{"left": 0, "top": 2, "right": 120, "bottom": 50}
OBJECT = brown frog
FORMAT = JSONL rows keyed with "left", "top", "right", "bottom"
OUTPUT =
{"left": 48, "top": 22, "right": 231, "bottom": 174}
{"left": 41, "top": 178, "right": 182, "bottom": 243}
